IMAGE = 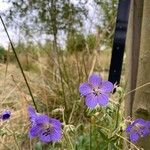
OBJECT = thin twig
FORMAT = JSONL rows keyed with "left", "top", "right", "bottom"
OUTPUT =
{"left": 115, "top": 96, "right": 122, "bottom": 129}
{"left": 124, "top": 81, "right": 150, "bottom": 97}
{"left": 115, "top": 133, "right": 140, "bottom": 150}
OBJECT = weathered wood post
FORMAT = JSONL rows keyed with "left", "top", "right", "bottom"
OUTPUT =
{"left": 125, "top": 0, "right": 143, "bottom": 120}
{"left": 125, "top": 0, "right": 144, "bottom": 149}
{"left": 132, "top": 0, "right": 150, "bottom": 149}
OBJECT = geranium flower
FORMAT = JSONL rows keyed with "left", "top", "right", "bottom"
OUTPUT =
{"left": 0, "top": 110, "right": 11, "bottom": 121}
{"left": 126, "top": 118, "right": 150, "bottom": 142}
{"left": 79, "top": 74, "right": 114, "bottom": 108}
{"left": 28, "top": 106, "right": 62, "bottom": 142}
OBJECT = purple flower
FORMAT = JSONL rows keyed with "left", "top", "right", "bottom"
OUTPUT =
{"left": 126, "top": 118, "right": 150, "bottom": 142}
{"left": 79, "top": 74, "right": 114, "bottom": 108}
{"left": 28, "top": 106, "right": 62, "bottom": 142}
{"left": 28, "top": 105, "right": 38, "bottom": 124}
{"left": 0, "top": 110, "right": 11, "bottom": 121}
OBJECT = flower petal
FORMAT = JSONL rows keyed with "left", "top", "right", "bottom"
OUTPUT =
{"left": 1, "top": 110, "right": 11, "bottom": 120}
{"left": 88, "top": 74, "right": 102, "bottom": 87}
{"left": 85, "top": 94, "right": 97, "bottom": 108}
{"left": 79, "top": 83, "right": 92, "bottom": 96}
{"left": 28, "top": 106, "right": 36, "bottom": 115}
{"left": 36, "top": 115, "right": 49, "bottom": 124}
{"left": 49, "top": 118, "right": 62, "bottom": 129}
{"left": 51, "top": 129, "right": 62, "bottom": 142}
{"left": 126, "top": 118, "right": 146, "bottom": 133}
{"left": 133, "top": 118, "right": 146, "bottom": 126}
{"left": 126, "top": 125, "right": 132, "bottom": 133}
{"left": 28, "top": 106, "right": 37, "bottom": 121}
{"left": 50, "top": 129, "right": 62, "bottom": 141}
{"left": 101, "top": 81, "right": 114, "bottom": 93}
{"left": 97, "top": 94, "right": 109, "bottom": 106}
{"left": 39, "top": 131, "right": 52, "bottom": 142}
{"left": 146, "top": 121, "right": 150, "bottom": 127}
{"left": 39, "top": 129, "right": 62, "bottom": 142}
{"left": 29, "top": 125, "right": 41, "bottom": 138}
{"left": 140, "top": 127, "right": 150, "bottom": 136}
{"left": 130, "top": 132, "right": 139, "bottom": 142}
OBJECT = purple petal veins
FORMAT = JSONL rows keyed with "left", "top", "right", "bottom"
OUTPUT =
{"left": 101, "top": 81, "right": 114, "bottom": 93}
{"left": 28, "top": 106, "right": 62, "bottom": 142}
{"left": 79, "top": 83, "right": 92, "bottom": 96}
{"left": 79, "top": 74, "right": 114, "bottom": 108}
{"left": 85, "top": 93, "right": 97, "bottom": 108}
{"left": 88, "top": 74, "right": 102, "bottom": 87}
{"left": 97, "top": 94, "right": 109, "bottom": 106}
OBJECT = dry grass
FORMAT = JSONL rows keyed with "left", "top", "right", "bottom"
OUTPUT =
{"left": 0, "top": 50, "right": 112, "bottom": 149}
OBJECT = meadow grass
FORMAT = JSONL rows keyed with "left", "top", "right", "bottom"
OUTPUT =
{"left": 0, "top": 50, "right": 134, "bottom": 150}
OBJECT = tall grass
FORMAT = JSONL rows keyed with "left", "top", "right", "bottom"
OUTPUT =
{"left": 0, "top": 49, "right": 131, "bottom": 150}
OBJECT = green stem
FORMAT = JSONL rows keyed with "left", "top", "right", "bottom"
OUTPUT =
{"left": 115, "top": 96, "right": 122, "bottom": 129}
{"left": 89, "top": 122, "right": 92, "bottom": 150}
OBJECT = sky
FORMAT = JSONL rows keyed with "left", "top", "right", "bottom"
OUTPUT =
{"left": 0, "top": 1, "right": 12, "bottom": 48}
{"left": 0, "top": 0, "right": 101, "bottom": 48}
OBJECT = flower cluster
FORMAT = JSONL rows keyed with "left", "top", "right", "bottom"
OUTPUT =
{"left": 0, "top": 110, "right": 11, "bottom": 121}
{"left": 28, "top": 106, "right": 62, "bottom": 142}
{"left": 79, "top": 74, "right": 114, "bottom": 108}
{"left": 126, "top": 118, "right": 150, "bottom": 142}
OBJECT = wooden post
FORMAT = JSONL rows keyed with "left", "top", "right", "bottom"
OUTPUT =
{"left": 133, "top": 0, "right": 150, "bottom": 148}
{"left": 125, "top": 0, "right": 144, "bottom": 149}
{"left": 125, "top": 0, "right": 144, "bottom": 117}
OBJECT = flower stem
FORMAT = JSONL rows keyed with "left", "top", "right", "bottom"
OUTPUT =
{"left": 115, "top": 97, "right": 122, "bottom": 129}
